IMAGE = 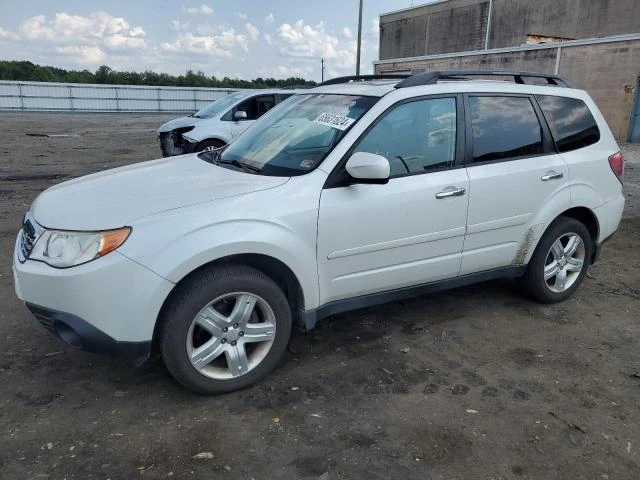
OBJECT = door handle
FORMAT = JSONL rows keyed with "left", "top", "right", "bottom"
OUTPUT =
{"left": 541, "top": 172, "right": 564, "bottom": 181}
{"left": 435, "top": 187, "right": 466, "bottom": 199}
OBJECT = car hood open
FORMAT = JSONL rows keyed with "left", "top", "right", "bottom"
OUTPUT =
{"left": 31, "top": 155, "right": 288, "bottom": 231}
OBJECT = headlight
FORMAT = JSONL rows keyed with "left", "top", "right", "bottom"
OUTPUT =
{"left": 29, "top": 227, "right": 131, "bottom": 268}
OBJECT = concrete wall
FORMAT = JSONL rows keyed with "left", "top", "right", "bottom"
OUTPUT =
{"left": 374, "top": 39, "right": 640, "bottom": 141}
{"left": 379, "top": 0, "right": 640, "bottom": 58}
{"left": 380, "top": 0, "right": 489, "bottom": 60}
{"left": 490, "top": 0, "right": 640, "bottom": 48}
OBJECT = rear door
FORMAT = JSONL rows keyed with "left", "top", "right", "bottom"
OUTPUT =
{"left": 460, "top": 94, "right": 570, "bottom": 275}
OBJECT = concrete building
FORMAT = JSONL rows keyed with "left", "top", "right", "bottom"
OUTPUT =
{"left": 374, "top": 0, "right": 640, "bottom": 142}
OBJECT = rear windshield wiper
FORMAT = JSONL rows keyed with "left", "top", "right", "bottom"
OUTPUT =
{"left": 217, "top": 158, "right": 261, "bottom": 174}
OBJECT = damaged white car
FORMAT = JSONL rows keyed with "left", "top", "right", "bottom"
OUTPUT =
{"left": 157, "top": 89, "right": 299, "bottom": 156}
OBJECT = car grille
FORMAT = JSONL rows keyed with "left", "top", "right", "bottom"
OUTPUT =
{"left": 19, "top": 214, "right": 41, "bottom": 262}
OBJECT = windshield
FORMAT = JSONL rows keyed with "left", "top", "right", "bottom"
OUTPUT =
{"left": 218, "top": 94, "right": 379, "bottom": 176}
{"left": 194, "top": 92, "right": 251, "bottom": 118}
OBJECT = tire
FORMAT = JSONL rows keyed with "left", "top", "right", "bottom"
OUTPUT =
{"left": 160, "top": 264, "right": 292, "bottom": 394}
{"left": 517, "top": 216, "right": 592, "bottom": 304}
{"left": 195, "top": 139, "right": 226, "bottom": 153}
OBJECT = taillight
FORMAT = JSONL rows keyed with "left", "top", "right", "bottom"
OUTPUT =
{"left": 608, "top": 151, "right": 624, "bottom": 183}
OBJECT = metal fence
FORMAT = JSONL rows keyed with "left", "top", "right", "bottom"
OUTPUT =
{"left": 0, "top": 81, "right": 240, "bottom": 113}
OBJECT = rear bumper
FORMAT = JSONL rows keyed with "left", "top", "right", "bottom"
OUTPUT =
{"left": 593, "top": 194, "right": 625, "bottom": 242}
{"left": 591, "top": 193, "right": 625, "bottom": 264}
{"left": 26, "top": 303, "right": 151, "bottom": 363}
{"left": 591, "top": 231, "right": 615, "bottom": 264}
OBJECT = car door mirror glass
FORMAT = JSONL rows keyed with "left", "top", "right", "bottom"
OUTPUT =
{"left": 345, "top": 152, "right": 390, "bottom": 184}
{"left": 234, "top": 110, "right": 248, "bottom": 121}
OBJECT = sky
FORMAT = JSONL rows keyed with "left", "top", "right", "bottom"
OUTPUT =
{"left": 0, "top": 1, "right": 434, "bottom": 82}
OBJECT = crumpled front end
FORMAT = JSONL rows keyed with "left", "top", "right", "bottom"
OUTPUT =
{"left": 158, "top": 127, "right": 197, "bottom": 157}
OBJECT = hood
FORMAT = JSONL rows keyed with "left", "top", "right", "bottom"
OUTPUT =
{"left": 31, "top": 155, "right": 289, "bottom": 231}
{"left": 157, "top": 116, "right": 203, "bottom": 134}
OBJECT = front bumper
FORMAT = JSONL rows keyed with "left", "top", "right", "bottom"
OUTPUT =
{"left": 26, "top": 303, "right": 152, "bottom": 363}
{"left": 13, "top": 232, "right": 174, "bottom": 361}
{"left": 158, "top": 131, "right": 198, "bottom": 157}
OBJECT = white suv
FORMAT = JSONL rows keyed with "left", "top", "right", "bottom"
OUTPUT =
{"left": 13, "top": 71, "right": 625, "bottom": 394}
{"left": 157, "top": 89, "right": 298, "bottom": 156}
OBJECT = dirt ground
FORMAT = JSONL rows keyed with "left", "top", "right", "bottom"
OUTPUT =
{"left": 0, "top": 113, "right": 639, "bottom": 480}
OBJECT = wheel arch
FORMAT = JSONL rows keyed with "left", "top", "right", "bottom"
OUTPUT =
{"left": 195, "top": 137, "right": 228, "bottom": 151}
{"left": 521, "top": 206, "right": 600, "bottom": 266}
{"left": 559, "top": 206, "right": 599, "bottom": 256}
{"left": 151, "top": 253, "right": 305, "bottom": 354}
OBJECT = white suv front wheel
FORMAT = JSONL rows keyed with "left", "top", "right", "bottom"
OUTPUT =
{"left": 160, "top": 265, "right": 292, "bottom": 394}
{"left": 518, "top": 217, "right": 592, "bottom": 304}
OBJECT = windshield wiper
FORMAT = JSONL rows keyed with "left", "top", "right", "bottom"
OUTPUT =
{"left": 217, "top": 158, "right": 261, "bottom": 174}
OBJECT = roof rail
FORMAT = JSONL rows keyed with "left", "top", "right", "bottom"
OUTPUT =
{"left": 319, "top": 74, "right": 411, "bottom": 86}
{"left": 395, "top": 71, "right": 572, "bottom": 89}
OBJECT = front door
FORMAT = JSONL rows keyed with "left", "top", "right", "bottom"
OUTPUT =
{"left": 317, "top": 96, "right": 469, "bottom": 305}
{"left": 461, "top": 94, "right": 570, "bottom": 275}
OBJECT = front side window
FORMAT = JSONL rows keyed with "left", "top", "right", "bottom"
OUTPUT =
{"left": 218, "top": 94, "right": 378, "bottom": 176}
{"left": 193, "top": 92, "right": 251, "bottom": 118}
{"left": 353, "top": 97, "right": 457, "bottom": 177}
{"left": 223, "top": 95, "right": 276, "bottom": 121}
{"left": 536, "top": 95, "right": 600, "bottom": 152}
{"left": 469, "top": 96, "right": 543, "bottom": 163}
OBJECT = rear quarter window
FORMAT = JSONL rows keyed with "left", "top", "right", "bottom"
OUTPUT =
{"left": 536, "top": 95, "right": 600, "bottom": 152}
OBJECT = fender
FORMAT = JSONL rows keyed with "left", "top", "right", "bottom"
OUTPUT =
{"left": 183, "top": 122, "right": 233, "bottom": 145}
{"left": 512, "top": 184, "right": 572, "bottom": 265}
{"left": 160, "top": 221, "right": 318, "bottom": 308}
{"left": 121, "top": 216, "right": 320, "bottom": 310}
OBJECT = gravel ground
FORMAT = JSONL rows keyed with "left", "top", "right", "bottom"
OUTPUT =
{"left": 0, "top": 113, "right": 639, "bottom": 480}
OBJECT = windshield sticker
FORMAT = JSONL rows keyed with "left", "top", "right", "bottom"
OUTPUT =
{"left": 300, "top": 159, "right": 315, "bottom": 169}
{"left": 314, "top": 112, "right": 355, "bottom": 131}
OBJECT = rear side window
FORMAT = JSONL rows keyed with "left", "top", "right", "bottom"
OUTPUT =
{"left": 536, "top": 95, "right": 600, "bottom": 152}
{"left": 469, "top": 96, "right": 543, "bottom": 163}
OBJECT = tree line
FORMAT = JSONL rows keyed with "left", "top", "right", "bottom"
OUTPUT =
{"left": 0, "top": 61, "right": 317, "bottom": 89}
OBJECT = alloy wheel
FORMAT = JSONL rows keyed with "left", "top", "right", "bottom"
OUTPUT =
{"left": 543, "top": 233, "right": 585, "bottom": 293}
{"left": 186, "top": 292, "right": 276, "bottom": 379}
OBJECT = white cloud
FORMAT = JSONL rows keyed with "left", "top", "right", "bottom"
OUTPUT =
{"left": 104, "top": 34, "right": 146, "bottom": 51}
{"left": 238, "top": 12, "right": 248, "bottom": 21}
{"left": 160, "top": 27, "right": 248, "bottom": 59}
{"left": 169, "top": 20, "right": 189, "bottom": 32}
{"left": 0, "top": 27, "right": 19, "bottom": 40}
{"left": 55, "top": 45, "right": 106, "bottom": 64}
{"left": 185, "top": 4, "right": 214, "bottom": 16}
{"left": 268, "top": 20, "right": 357, "bottom": 76}
{"left": 245, "top": 23, "right": 259, "bottom": 41}
{"left": 258, "top": 64, "right": 314, "bottom": 79}
{"left": 371, "top": 17, "right": 380, "bottom": 35}
{"left": 265, "top": 13, "right": 275, "bottom": 25}
{"left": 343, "top": 27, "right": 353, "bottom": 39}
{"left": 3, "top": 12, "right": 147, "bottom": 65}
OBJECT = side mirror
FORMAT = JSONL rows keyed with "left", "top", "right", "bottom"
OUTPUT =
{"left": 345, "top": 152, "right": 390, "bottom": 185}
{"left": 234, "top": 110, "right": 248, "bottom": 121}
